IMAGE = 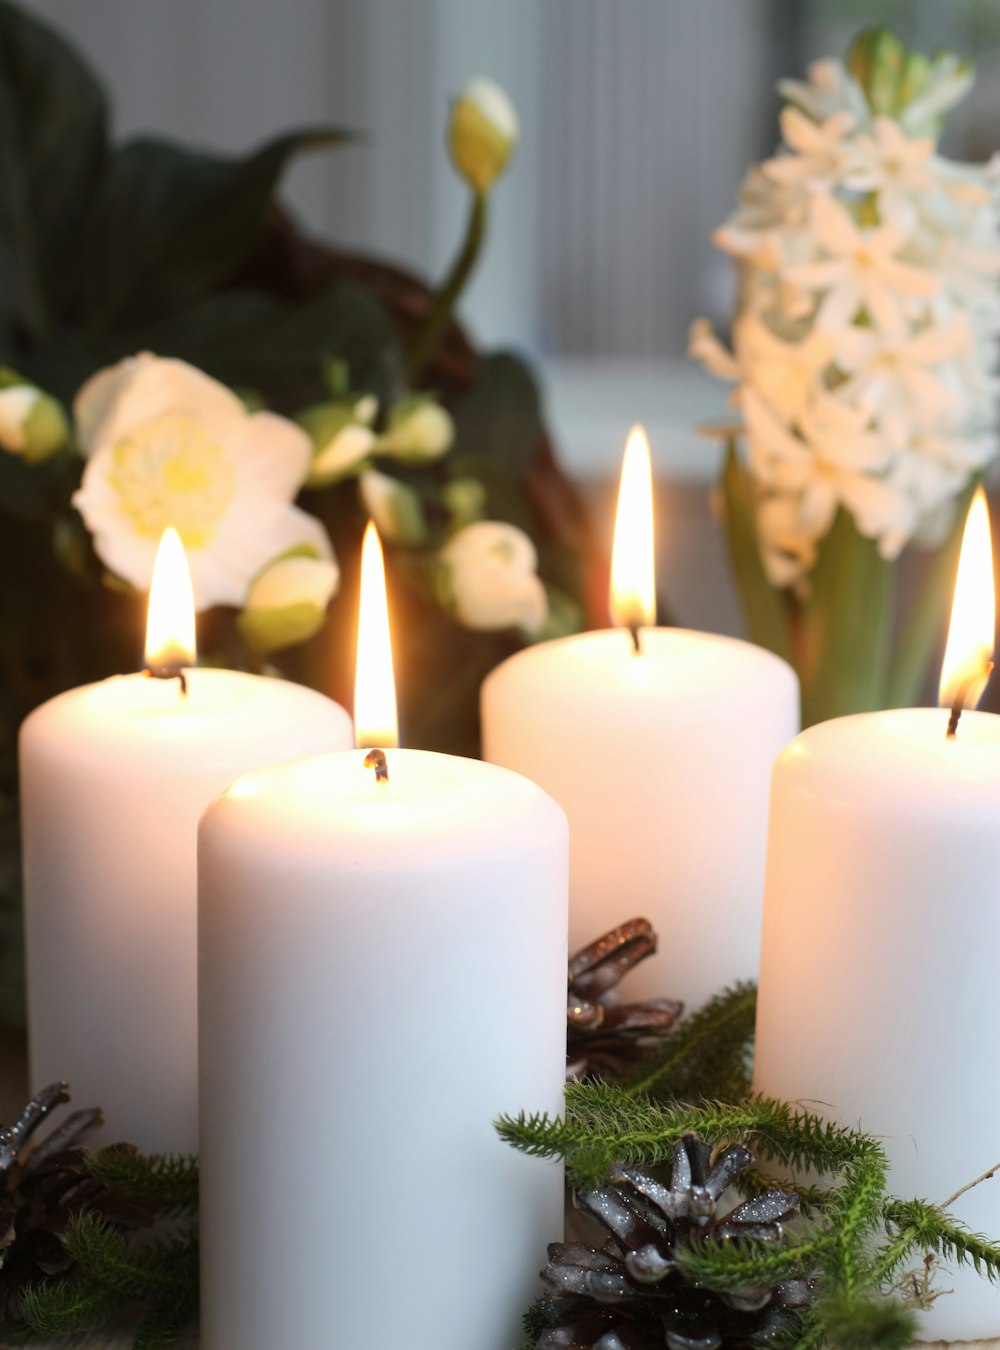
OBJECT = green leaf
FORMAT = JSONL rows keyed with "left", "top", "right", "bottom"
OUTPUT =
{"left": 94, "top": 278, "right": 395, "bottom": 414}
{"left": 80, "top": 128, "right": 352, "bottom": 333}
{"left": 887, "top": 481, "right": 977, "bottom": 708}
{"left": 797, "top": 510, "right": 894, "bottom": 726}
{"left": 719, "top": 442, "right": 792, "bottom": 662}
{"left": 449, "top": 351, "right": 544, "bottom": 482}
{"left": 0, "top": 0, "right": 109, "bottom": 342}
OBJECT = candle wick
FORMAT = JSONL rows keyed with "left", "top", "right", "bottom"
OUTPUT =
{"left": 143, "top": 666, "right": 189, "bottom": 697}
{"left": 946, "top": 661, "right": 994, "bottom": 740}
{"left": 946, "top": 698, "right": 963, "bottom": 741}
{"left": 363, "top": 748, "right": 390, "bottom": 784}
{"left": 627, "top": 623, "right": 641, "bottom": 655}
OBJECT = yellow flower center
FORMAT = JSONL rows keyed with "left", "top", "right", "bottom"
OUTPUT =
{"left": 108, "top": 416, "right": 236, "bottom": 550}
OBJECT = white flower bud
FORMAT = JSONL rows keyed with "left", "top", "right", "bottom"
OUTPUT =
{"left": 239, "top": 552, "right": 340, "bottom": 655}
{"left": 359, "top": 470, "right": 427, "bottom": 546}
{"left": 440, "top": 521, "right": 546, "bottom": 636}
{"left": 0, "top": 385, "right": 69, "bottom": 462}
{"left": 377, "top": 396, "right": 454, "bottom": 464}
{"left": 300, "top": 402, "right": 378, "bottom": 486}
{"left": 448, "top": 76, "right": 519, "bottom": 193}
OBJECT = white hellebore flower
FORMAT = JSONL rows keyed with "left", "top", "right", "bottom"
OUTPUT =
{"left": 441, "top": 521, "right": 546, "bottom": 636}
{"left": 72, "top": 353, "right": 333, "bottom": 611}
{"left": 448, "top": 76, "right": 519, "bottom": 192}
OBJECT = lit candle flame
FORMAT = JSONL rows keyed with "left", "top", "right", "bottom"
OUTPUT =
{"left": 354, "top": 521, "right": 399, "bottom": 751}
{"left": 145, "top": 527, "right": 196, "bottom": 674}
{"left": 610, "top": 425, "right": 656, "bottom": 644}
{"left": 939, "top": 487, "right": 995, "bottom": 726}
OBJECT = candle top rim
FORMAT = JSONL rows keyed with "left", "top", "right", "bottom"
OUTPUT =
{"left": 484, "top": 626, "right": 799, "bottom": 697}
{"left": 207, "top": 747, "right": 568, "bottom": 850}
{"left": 22, "top": 668, "right": 350, "bottom": 739}
{"left": 777, "top": 707, "right": 1000, "bottom": 809}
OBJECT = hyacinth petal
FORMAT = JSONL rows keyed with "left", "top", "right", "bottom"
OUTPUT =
{"left": 688, "top": 320, "right": 739, "bottom": 381}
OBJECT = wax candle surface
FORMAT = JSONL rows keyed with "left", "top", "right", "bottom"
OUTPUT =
{"left": 482, "top": 627, "right": 799, "bottom": 1005}
{"left": 755, "top": 709, "right": 1000, "bottom": 1342}
{"left": 21, "top": 668, "right": 352, "bottom": 1153}
{"left": 198, "top": 748, "right": 568, "bottom": 1350}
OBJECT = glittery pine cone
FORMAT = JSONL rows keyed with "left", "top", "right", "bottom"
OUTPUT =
{"left": 0, "top": 1083, "right": 147, "bottom": 1315}
{"left": 536, "top": 1134, "right": 815, "bottom": 1349}
{"left": 567, "top": 919, "right": 683, "bottom": 1081}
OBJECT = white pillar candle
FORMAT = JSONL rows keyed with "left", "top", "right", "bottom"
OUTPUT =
{"left": 21, "top": 531, "right": 353, "bottom": 1153}
{"left": 482, "top": 429, "right": 799, "bottom": 1006}
{"left": 755, "top": 492, "right": 1000, "bottom": 1342}
{"left": 198, "top": 524, "right": 568, "bottom": 1350}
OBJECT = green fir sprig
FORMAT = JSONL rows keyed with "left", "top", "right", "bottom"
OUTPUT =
{"left": 624, "top": 979, "right": 757, "bottom": 1102}
{"left": 499, "top": 982, "right": 1000, "bottom": 1350}
{"left": 3, "top": 1148, "right": 199, "bottom": 1347}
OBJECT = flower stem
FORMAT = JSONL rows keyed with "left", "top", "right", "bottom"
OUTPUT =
{"left": 406, "top": 190, "right": 487, "bottom": 386}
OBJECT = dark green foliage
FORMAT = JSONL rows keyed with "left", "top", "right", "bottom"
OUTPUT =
{"left": 816, "top": 1292, "right": 919, "bottom": 1350}
{"left": 624, "top": 980, "right": 756, "bottom": 1102}
{"left": 87, "top": 1147, "right": 198, "bottom": 1216}
{"left": 6, "top": 1150, "right": 199, "bottom": 1346}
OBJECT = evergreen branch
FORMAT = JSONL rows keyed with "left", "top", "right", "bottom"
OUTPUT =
{"left": 86, "top": 1146, "right": 199, "bottom": 1214}
{"left": 675, "top": 1230, "right": 832, "bottom": 1290}
{"left": 881, "top": 1198, "right": 1000, "bottom": 1282}
{"left": 16, "top": 1277, "right": 121, "bottom": 1338}
{"left": 624, "top": 981, "right": 757, "bottom": 1101}
{"left": 826, "top": 1151, "right": 889, "bottom": 1300}
{"left": 497, "top": 1082, "right": 878, "bottom": 1189}
{"left": 817, "top": 1292, "right": 918, "bottom": 1350}
{"left": 133, "top": 1289, "right": 199, "bottom": 1350}
{"left": 64, "top": 1211, "right": 198, "bottom": 1299}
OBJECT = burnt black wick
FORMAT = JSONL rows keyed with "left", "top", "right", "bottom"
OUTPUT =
{"left": 143, "top": 665, "right": 189, "bottom": 696}
{"left": 363, "top": 748, "right": 389, "bottom": 784}
{"left": 946, "top": 662, "right": 994, "bottom": 740}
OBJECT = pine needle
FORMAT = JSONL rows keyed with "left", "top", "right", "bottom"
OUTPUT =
{"left": 86, "top": 1147, "right": 199, "bottom": 1215}
{"left": 17, "top": 1277, "right": 121, "bottom": 1338}
{"left": 624, "top": 980, "right": 757, "bottom": 1101}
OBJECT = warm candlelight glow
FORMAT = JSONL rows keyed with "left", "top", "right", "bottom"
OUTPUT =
{"left": 354, "top": 521, "right": 399, "bottom": 750}
{"left": 145, "top": 527, "right": 196, "bottom": 672}
{"left": 940, "top": 487, "right": 995, "bottom": 716}
{"left": 610, "top": 425, "right": 656, "bottom": 637}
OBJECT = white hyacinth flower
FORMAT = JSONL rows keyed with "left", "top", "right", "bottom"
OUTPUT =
{"left": 72, "top": 353, "right": 334, "bottom": 610}
{"left": 692, "top": 44, "right": 1000, "bottom": 588}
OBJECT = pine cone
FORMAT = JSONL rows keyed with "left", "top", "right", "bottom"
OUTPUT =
{"left": 0, "top": 1083, "right": 148, "bottom": 1315}
{"left": 537, "top": 1134, "right": 815, "bottom": 1349}
{"left": 568, "top": 919, "right": 684, "bottom": 1081}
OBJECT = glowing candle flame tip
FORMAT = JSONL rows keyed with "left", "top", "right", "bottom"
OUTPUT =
{"left": 354, "top": 521, "right": 399, "bottom": 752}
{"left": 609, "top": 424, "right": 656, "bottom": 640}
{"left": 939, "top": 486, "right": 995, "bottom": 730}
{"left": 144, "top": 526, "right": 196, "bottom": 675}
